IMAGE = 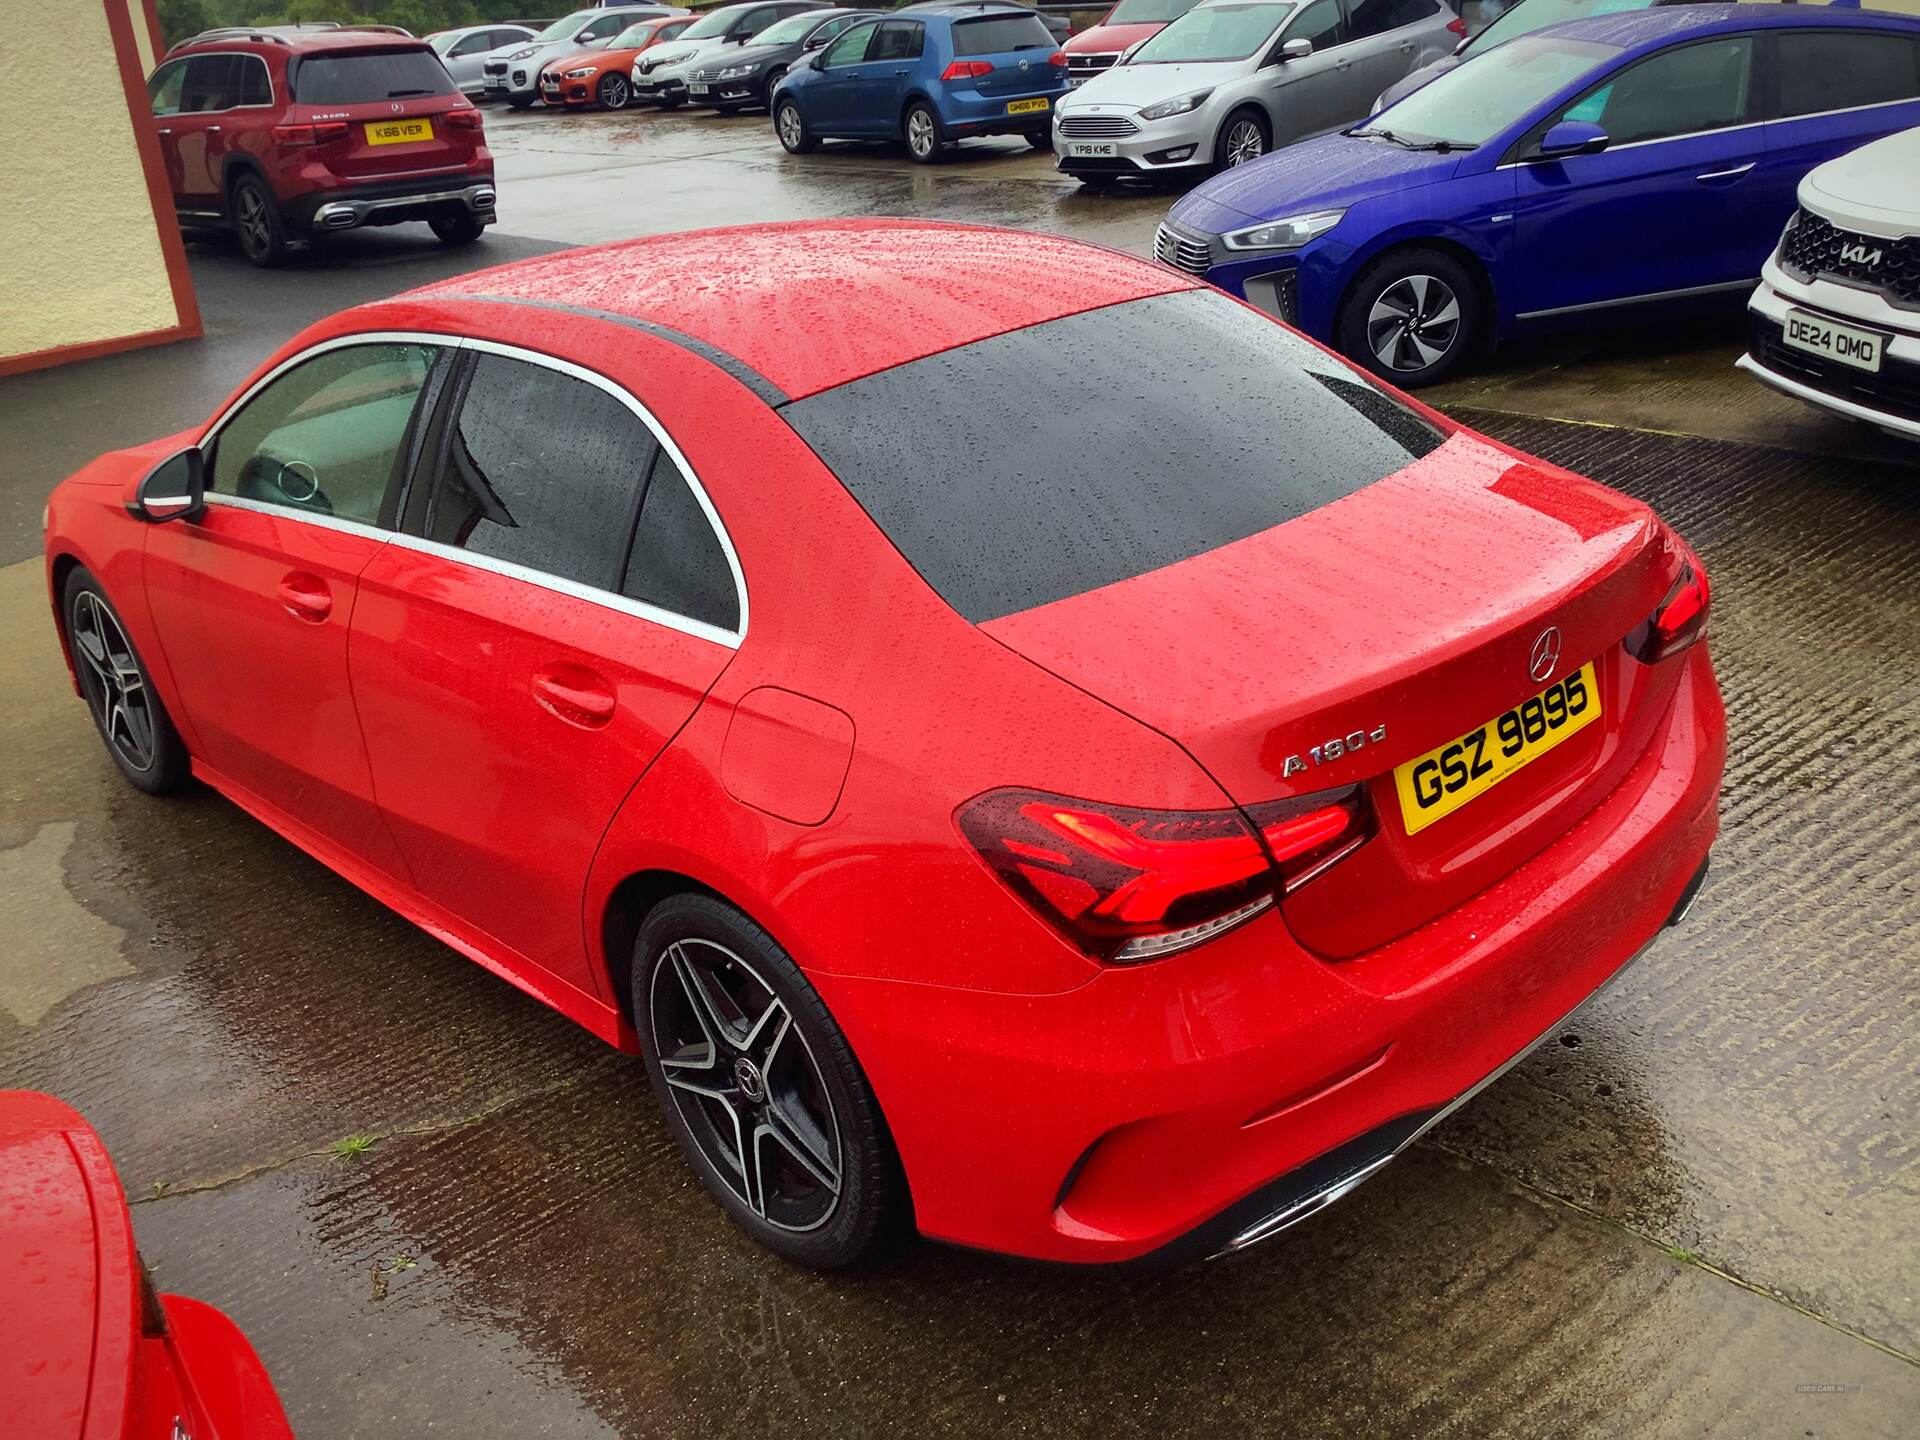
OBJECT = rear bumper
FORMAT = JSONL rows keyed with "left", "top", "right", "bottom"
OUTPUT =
{"left": 294, "top": 177, "right": 497, "bottom": 234}
{"left": 940, "top": 89, "right": 1067, "bottom": 139}
{"left": 815, "top": 646, "right": 1725, "bottom": 1264}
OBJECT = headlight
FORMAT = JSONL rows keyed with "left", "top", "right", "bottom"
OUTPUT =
{"left": 508, "top": 46, "right": 538, "bottom": 60}
{"left": 717, "top": 63, "right": 756, "bottom": 79}
{"left": 564, "top": 66, "right": 596, "bottom": 78}
{"left": 654, "top": 50, "right": 693, "bottom": 68}
{"left": 1138, "top": 90, "right": 1211, "bottom": 122}
{"left": 1221, "top": 209, "right": 1345, "bottom": 251}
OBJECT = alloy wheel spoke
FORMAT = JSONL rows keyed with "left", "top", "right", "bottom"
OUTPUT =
{"left": 1425, "top": 295, "right": 1461, "bottom": 331}
{"left": 756, "top": 1113, "right": 839, "bottom": 1196}
{"left": 762, "top": 1015, "right": 839, "bottom": 1181}
{"left": 659, "top": 944, "right": 723, "bottom": 1069}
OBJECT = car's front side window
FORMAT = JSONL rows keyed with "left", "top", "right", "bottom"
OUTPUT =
{"left": 149, "top": 60, "right": 187, "bottom": 115}
{"left": 210, "top": 343, "right": 442, "bottom": 525}
{"left": 425, "top": 354, "right": 662, "bottom": 592}
{"left": 1554, "top": 37, "right": 1753, "bottom": 146}
{"left": 1345, "top": 0, "right": 1437, "bottom": 42}
{"left": 822, "top": 22, "right": 877, "bottom": 65}
{"left": 1284, "top": 0, "right": 1344, "bottom": 53}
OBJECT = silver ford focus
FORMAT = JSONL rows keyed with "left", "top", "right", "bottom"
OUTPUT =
{"left": 1053, "top": 0, "right": 1457, "bottom": 184}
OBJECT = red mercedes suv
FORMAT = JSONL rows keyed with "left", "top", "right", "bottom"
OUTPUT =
{"left": 43, "top": 222, "right": 1721, "bottom": 1269}
{"left": 148, "top": 27, "right": 496, "bottom": 267}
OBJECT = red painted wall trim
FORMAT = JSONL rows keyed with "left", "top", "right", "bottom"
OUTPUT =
{"left": 139, "top": 0, "right": 166, "bottom": 57}
{"left": 90, "top": 0, "right": 202, "bottom": 361}
{"left": 0, "top": 324, "right": 200, "bottom": 380}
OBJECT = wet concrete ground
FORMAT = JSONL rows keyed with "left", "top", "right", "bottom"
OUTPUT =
{"left": 3, "top": 102, "right": 1917, "bottom": 1436}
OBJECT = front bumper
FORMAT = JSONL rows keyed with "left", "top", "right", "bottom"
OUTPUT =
{"left": 1053, "top": 104, "right": 1213, "bottom": 174}
{"left": 297, "top": 178, "right": 496, "bottom": 234}
{"left": 539, "top": 75, "right": 599, "bottom": 106}
{"left": 814, "top": 647, "right": 1724, "bottom": 1264}
{"left": 686, "top": 73, "right": 767, "bottom": 106}
{"left": 632, "top": 73, "right": 689, "bottom": 102}
{"left": 481, "top": 65, "right": 539, "bottom": 100}
{"left": 1741, "top": 264, "right": 1920, "bottom": 442}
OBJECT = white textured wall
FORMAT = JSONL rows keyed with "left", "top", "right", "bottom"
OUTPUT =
{"left": 0, "top": 0, "right": 182, "bottom": 364}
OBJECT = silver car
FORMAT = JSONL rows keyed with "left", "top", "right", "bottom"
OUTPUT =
{"left": 430, "top": 23, "right": 541, "bottom": 97}
{"left": 480, "top": 5, "right": 688, "bottom": 108}
{"left": 1053, "top": 0, "right": 1455, "bottom": 183}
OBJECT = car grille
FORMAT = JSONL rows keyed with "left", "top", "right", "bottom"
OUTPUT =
{"left": 1751, "top": 313, "right": 1920, "bottom": 423}
{"left": 483, "top": 60, "right": 507, "bottom": 76}
{"left": 1058, "top": 114, "right": 1139, "bottom": 139}
{"left": 1153, "top": 223, "right": 1212, "bottom": 276}
{"left": 1067, "top": 52, "right": 1120, "bottom": 76}
{"left": 1779, "top": 208, "right": 1920, "bottom": 309}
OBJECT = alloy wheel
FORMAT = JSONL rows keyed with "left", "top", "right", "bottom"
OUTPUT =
{"left": 1224, "top": 118, "right": 1265, "bottom": 167}
{"left": 907, "top": 108, "right": 935, "bottom": 159}
{"left": 778, "top": 104, "right": 804, "bottom": 150}
{"left": 1365, "top": 274, "right": 1462, "bottom": 374}
{"left": 70, "top": 592, "right": 156, "bottom": 773}
{"left": 601, "top": 73, "right": 630, "bottom": 109}
{"left": 650, "top": 938, "right": 843, "bottom": 1232}
{"left": 235, "top": 186, "right": 271, "bottom": 258}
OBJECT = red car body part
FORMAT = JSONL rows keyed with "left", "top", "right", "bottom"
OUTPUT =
{"left": 41, "top": 221, "right": 1723, "bottom": 1264}
{"left": 0, "top": 1091, "right": 294, "bottom": 1439}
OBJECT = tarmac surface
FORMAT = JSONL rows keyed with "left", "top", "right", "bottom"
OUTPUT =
{"left": 2, "top": 103, "right": 1916, "bottom": 1437}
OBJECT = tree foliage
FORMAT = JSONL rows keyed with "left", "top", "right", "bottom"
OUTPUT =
{"left": 156, "top": 0, "right": 555, "bottom": 47}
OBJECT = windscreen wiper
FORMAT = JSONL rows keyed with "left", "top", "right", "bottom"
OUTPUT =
{"left": 1345, "top": 126, "right": 1475, "bottom": 153}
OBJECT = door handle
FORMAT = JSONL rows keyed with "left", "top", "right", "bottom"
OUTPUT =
{"left": 1696, "top": 162, "right": 1755, "bottom": 182}
{"left": 205, "top": 125, "right": 222, "bottom": 133}
{"left": 532, "top": 666, "right": 618, "bottom": 728}
{"left": 276, "top": 573, "right": 332, "bottom": 623}
{"left": 157, "top": 126, "right": 172, "bottom": 135}
{"left": 894, "top": 68, "right": 909, "bottom": 76}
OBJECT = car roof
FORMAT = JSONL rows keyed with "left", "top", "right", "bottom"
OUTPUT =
{"left": 895, "top": 2, "right": 1046, "bottom": 17}
{"left": 1535, "top": 1, "right": 1920, "bottom": 45}
{"left": 172, "top": 26, "right": 429, "bottom": 55}
{"left": 402, "top": 220, "right": 1197, "bottom": 401}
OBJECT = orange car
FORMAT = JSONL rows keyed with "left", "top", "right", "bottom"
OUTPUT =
{"left": 539, "top": 15, "right": 693, "bottom": 109}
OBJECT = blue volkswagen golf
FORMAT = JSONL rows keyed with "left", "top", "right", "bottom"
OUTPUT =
{"left": 772, "top": 1, "right": 1068, "bottom": 162}
{"left": 1158, "top": 5, "right": 1920, "bottom": 385}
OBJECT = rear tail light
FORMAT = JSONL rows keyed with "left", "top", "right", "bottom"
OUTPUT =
{"left": 1048, "top": 50, "right": 1068, "bottom": 67}
{"left": 272, "top": 122, "right": 349, "bottom": 146}
{"left": 1446, "top": 16, "right": 1467, "bottom": 37}
{"left": 941, "top": 60, "right": 993, "bottom": 80}
{"left": 956, "top": 785, "right": 1374, "bottom": 963}
{"left": 1624, "top": 540, "right": 1711, "bottom": 664}
{"left": 446, "top": 108, "right": 484, "bottom": 132}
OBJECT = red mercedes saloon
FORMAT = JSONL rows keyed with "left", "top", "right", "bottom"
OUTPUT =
{"left": 42, "top": 221, "right": 1723, "bottom": 1268}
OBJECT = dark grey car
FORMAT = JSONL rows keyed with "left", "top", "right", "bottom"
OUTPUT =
{"left": 683, "top": 7, "right": 881, "bottom": 110}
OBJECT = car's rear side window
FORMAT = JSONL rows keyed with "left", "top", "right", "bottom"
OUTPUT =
{"left": 1772, "top": 32, "right": 1920, "bottom": 119}
{"left": 293, "top": 49, "right": 458, "bottom": 104}
{"left": 427, "top": 354, "right": 658, "bottom": 591}
{"left": 951, "top": 15, "right": 1055, "bottom": 54}
{"left": 780, "top": 289, "right": 1446, "bottom": 624}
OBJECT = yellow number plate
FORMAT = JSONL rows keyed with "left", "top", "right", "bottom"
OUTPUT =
{"left": 1393, "top": 662, "right": 1601, "bottom": 836}
{"left": 1006, "top": 97, "right": 1050, "bottom": 115}
{"left": 366, "top": 118, "right": 433, "bottom": 146}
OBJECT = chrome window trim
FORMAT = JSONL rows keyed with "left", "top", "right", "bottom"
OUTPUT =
{"left": 204, "top": 491, "right": 392, "bottom": 538}
{"left": 155, "top": 50, "right": 278, "bottom": 115}
{"left": 198, "top": 330, "right": 750, "bottom": 649}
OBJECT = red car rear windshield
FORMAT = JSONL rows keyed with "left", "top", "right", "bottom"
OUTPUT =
{"left": 780, "top": 290, "right": 1446, "bottom": 623}
{"left": 292, "top": 49, "right": 458, "bottom": 104}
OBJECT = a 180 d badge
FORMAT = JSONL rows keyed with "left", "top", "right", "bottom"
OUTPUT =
{"left": 1282, "top": 725, "right": 1387, "bottom": 778}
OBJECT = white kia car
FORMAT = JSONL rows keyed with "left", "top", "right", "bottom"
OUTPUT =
{"left": 1740, "top": 126, "right": 1920, "bottom": 444}
{"left": 1052, "top": 0, "right": 1453, "bottom": 183}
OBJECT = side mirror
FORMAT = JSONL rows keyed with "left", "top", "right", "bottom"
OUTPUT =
{"left": 1536, "top": 119, "right": 1609, "bottom": 159}
{"left": 1279, "top": 38, "right": 1313, "bottom": 61}
{"left": 133, "top": 448, "right": 205, "bottom": 523}
{"left": 810, "top": 51, "right": 827, "bottom": 69}
{"left": 804, "top": 32, "right": 828, "bottom": 49}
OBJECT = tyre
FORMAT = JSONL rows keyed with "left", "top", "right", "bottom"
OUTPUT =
{"left": 760, "top": 67, "right": 786, "bottom": 109}
{"left": 903, "top": 101, "right": 944, "bottom": 164}
{"left": 597, "top": 72, "right": 631, "bottom": 110}
{"left": 715, "top": 102, "right": 744, "bottom": 115}
{"left": 228, "top": 173, "right": 287, "bottom": 268}
{"left": 1213, "top": 107, "right": 1269, "bottom": 170}
{"left": 632, "top": 894, "right": 906, "bottom": 1268}
{"left": 507, "top": 92, "right": 535, "bottom": 110}
{"left": 61, "top": 568, "right": 190, "bottom": 796}
{"left": 1025, "top": 128, "right": 1050, "bottom": 150}
{"left": 1335, "top": 246, "right": 1485, "bottom": 387}
{"left": 775, "top": 98, "right": 816, "bottom": 153}
{"left": 430, "top": 210, "right": 486, "bottom": 246}
{"left": 658, "top": 93, "right": 684, "bottom": 110}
